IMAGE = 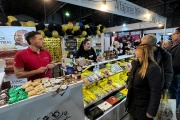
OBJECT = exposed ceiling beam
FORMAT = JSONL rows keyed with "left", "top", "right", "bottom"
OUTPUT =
{"left": 158, "top": 0, "right": 164, "bottom": 4}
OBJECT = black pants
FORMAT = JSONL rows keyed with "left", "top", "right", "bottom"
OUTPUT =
{"left": 129, "top": 114, "right": 153, "bottom": 120}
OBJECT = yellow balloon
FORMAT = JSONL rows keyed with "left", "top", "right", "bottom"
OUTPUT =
{"left": 26, "top": 21, "right": 35, "bottom": 27}
{"left": 102, "top": 28, "right": 107, "bottom": 33}
{"left": 73, "top": 25, "right": 79, "bottom": 31}
{"left": 7, "top": 16, "right": 17, "bottom": 24}
{"left": 38, "top": 30, "right": 45, "bottom": 37}
{"left": 85, "top": 25, "right": 90, "bottom": 29}
{"left": 62, "top": 24, "right": 68, "bottom": 32}
{"left": 20, "top": 22, "right": 26, "bottom": 26}
{"left": 76, "top": 22, "right": 79, "bottom": 26}
{"left": 97, "top": 24, "right": 102, "bottom": 30}
{"left": 96, "top": 30, "right": 100, "bottom": 35}
{"left": 67, "top": 23, "right": 73, "bottom": 29}
{"left": 52, "top": 30, "right": 59, "bottom": 38}
{"left": 82, "top": 31, "right": 87, "bottom": 37}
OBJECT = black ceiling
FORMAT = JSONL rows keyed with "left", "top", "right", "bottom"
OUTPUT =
{"left": 0, "top": 0, "right": 180, "bottom": 28}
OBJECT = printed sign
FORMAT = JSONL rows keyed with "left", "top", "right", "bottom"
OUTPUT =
{"left": 0, "top": 26, "right": 35, "bottom": 50}
{"left": 65, "top": 39, "right": 77, "bottom": 51}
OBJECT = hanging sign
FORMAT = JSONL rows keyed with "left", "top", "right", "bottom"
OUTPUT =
{"left": 65, "top": 38, "right": 77, "bottom": 51}
{"left": 57, "top": 0, "right": 160, "bottom": 22}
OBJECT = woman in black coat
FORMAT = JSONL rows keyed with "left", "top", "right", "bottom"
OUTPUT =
{"left": 125, "top": 44, "right": 162, "bottom": 120}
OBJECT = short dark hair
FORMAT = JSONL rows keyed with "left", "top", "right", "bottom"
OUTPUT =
{"left": 25, "top": 31, "right": 41, "bottom": 45}
{"left": 175, "top": 27, "right": 180, "bottom": 33}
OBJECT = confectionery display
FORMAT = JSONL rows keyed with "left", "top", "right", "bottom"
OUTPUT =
{"left": 0, "top": 89, "right": 9, "bottom": 106}
{"left": 0, "top": 75, "right": 82, "bottom": 107}
{"left": 44, "top": 37, "right": 62, "bottom": 62}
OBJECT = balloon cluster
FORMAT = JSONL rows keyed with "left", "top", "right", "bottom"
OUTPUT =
{"left": 0, "top": 15, "right": 36, "bottom": 27}
{"left": 35, "top": 22, "right": 107, "bottom": 38}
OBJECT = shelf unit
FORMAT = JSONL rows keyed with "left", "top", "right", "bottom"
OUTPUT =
{"left": 84, "top": 84, "right": 125, "bottom": 108}
{"left": 83, "top": 55, "right": 134, "bottom": 69}
{"left": 83, "top": 70, "right": 123, "bottom": 87}
{"left": 83, "top": 55, "right": 133, "bottom": 120}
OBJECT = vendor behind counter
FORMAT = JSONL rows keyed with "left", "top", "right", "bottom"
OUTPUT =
{"left": 75, "top": 39, "right": 99, "bottom": 62}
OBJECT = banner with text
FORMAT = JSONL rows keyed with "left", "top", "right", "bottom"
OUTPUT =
{"left": 0, "top": 26, "right": 35, "bottom": 50}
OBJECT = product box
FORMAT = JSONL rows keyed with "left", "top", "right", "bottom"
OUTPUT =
{"left": 114, "top": 92, "right": 125, "bottom": 101}
{"left": 105, "top": 96, "right": 119, "bottom": 105}
{"left": 85, "top": 106, "right": 104, "bottom": 120}
{"left": 97, "top": 101, "right": 112, "bottom": 111}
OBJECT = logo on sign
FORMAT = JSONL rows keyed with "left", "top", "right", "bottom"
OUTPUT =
{"left": 65, "top": 39, "right": 77, "bottom": 50}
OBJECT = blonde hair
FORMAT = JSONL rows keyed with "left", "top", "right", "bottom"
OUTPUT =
{"left": 136, "top": 44, "right": 156, "bottom": 78}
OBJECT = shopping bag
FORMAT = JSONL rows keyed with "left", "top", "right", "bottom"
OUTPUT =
{"left": 154, "top": 94, "right": 176, "bottom": 120}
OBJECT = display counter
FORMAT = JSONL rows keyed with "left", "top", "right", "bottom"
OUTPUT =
{"left": 0, "top": 81, "right": 84, "bottom": 120}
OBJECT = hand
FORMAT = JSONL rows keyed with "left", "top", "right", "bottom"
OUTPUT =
{"left": 126, "top": 64, "right": 132, "bottom": 72}
{"left": 96, "top": 56, "right": 101, "bottom": 62}
{"left": 146, "top": 113, "right": 153, "bottom": 118}
{"left": 36, "top": 67, "right": 47, "bottom": 74}
{"left": 46, "top": 63, "right": 55, "bottom": 69}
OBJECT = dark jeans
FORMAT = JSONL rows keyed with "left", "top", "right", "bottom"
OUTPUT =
{"left": 128, "top": 114, "right": 153, "bottom": 120}
{"left": 169, "top": 74, "right": 180, "bottom": 108}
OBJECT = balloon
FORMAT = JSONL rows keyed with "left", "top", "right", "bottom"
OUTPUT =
{"left": 76, "top": 22, "right": 79, "bottom": 26}
{"left": 73, "top": 25, "right": 79, "bottom": 31}
{"left": 38, "top": 30, "right": 45, "bottom": 37}
{"left": 81, "top": 31, "right": 87, "bottom": 37}
{"left": 86, "top": 28, "right": 92, "bottom": 36}
{"left": 62, "top": 24, "right": 68, "bottom": 32}
{"left": 67, "top": 22, "right": 73, "bottom": 29}
{"left": 7, "top": 16, "right": 17, "bottom": 24}
{"left": 76, "top": 30, "right": 82, "bottom": 36}
{"left": 102, "top": 28, "right": 107, "bottom": 33}
{"left": 48, "top": 23, "right": 55, "bottom": 31}
{"left": 85, "top": 25, "right": 90, "bottom": 29}
{"left": 96, "top": 30, "right": 101, "bottom": 35}
{"left": 100, "top": 25, "right": 104, "bottom": 33}
{"left": 66, "top": 29, "right": 72, "bottom": 35}
{"left": 58, "top": 30, "right": 65, "bottom": 36}
{"left": 37, "top": 22, "right": 45, "bottom": 30}
{"left": 44, "top": 30, "right": 52, "bottom": 37}
{"left": 55, "top": 24, "right": 62, "bottom": 31}
{"left": 44, "top": 27, "right": 48, "bottom": 31}
{"left": 11, "top": 21, "right": 21, "bottom": 26}
{"left": 26, "top": 21, "right": 35, "bottom": 27}
{"left": 52, "top": 30, "right": 59, "bottom": 38}
{"left": 20, "top": 22, "right": 26, "bottom": 26}
{"left": 0, "top": 15, "right": 8, "bottom": 23}
{"left": 80, "top": 26, "right": 85, "bottom": 31}
{"left": 79, "top": 22, "right": 83, "bottom": 27}
{"left": 97, "top": 24, "right": 102, "bottom": 30}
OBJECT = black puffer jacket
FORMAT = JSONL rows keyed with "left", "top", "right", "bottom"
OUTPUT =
{"left": 125, "top": 60, "right": 162, "bottom": 120}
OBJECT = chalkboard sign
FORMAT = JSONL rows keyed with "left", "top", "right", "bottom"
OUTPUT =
{"left": 65, "top": 38, "right": 77, "bottom": 51}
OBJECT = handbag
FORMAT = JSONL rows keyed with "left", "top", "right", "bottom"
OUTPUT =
{"left": 154, "top": 93, "right": 176, "bottom": 120}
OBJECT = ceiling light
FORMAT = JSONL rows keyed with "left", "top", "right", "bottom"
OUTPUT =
{"left": 65, "top": 12, "right": 70, "bottom": 17}
{"left": 101, "top": 1, "right": 107, "bottom": 11}
{"left": 123, "top": 24, "right": 126, "bottom": 27}
{"left": 113, "top": 31, "right": 116, "bottom": 33}
{"left": 144, "top": 12, "right": 151, "bottom": 19}
{"left": 158, "top": 23, "right": 163, "bottom": 27}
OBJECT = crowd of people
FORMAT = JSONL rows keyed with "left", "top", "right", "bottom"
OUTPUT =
{"left": 125, "top": 27, "right": 180, "bottom": 120}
